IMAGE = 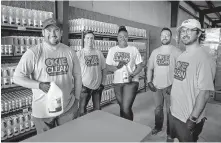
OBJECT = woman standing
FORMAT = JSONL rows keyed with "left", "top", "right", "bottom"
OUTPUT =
{"left": 106, "top": 26, "right": 143, "bottom": 121}
{"left": 77, "top": 30, "right": 106, "bottom": 116}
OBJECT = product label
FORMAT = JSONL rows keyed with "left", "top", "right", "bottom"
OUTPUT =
{"left": 25, "top": 122, "right": 30, "bottom": 129}
{"left": 49, "top": 97, "right": 62, "bottom": 113}
{"left": 30, "top": 121, "right": 35, "bottom": 128}
{"left": 13, "top": 126, "right": 19, "bottom": 134}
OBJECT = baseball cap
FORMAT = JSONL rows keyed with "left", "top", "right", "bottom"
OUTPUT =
{"left": 177, "top": 19, "right": 202, "bottom": 31}
{"left": 42, "top": 18, "right": 62, "bottom": 29}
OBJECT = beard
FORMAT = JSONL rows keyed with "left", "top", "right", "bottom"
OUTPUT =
{"left": 181, "top": 36, "right": 198, "bottom": 45}
{"left": 161, "top": 39, "right": 170, "bottom": 45}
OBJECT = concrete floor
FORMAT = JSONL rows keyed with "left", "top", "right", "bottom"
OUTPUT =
{"left": 102, "top": 91, "right": 221, "bottom": 142}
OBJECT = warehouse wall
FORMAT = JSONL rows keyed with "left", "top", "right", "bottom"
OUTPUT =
{"left": 1, "top": 1, "right": 54, "bottom": 12}
{"left": 69, "top": 1, "right": 171, "bottom": 28}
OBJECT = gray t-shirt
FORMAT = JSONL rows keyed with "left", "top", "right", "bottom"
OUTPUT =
{"left": 14, "top": 42, "right": 81, "bottom": 118}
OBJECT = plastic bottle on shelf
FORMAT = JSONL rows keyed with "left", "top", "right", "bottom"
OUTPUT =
{"left": 12, "top": 115, "right": 20, "bottom": 136}
{"left": 21, "top": 8, "right": 27, "bottom": 26}
{"left": 33, "top": 10, "right": 38, "bottom": 27}
{"left": 6, "top": 117, "right": 13, "bottom": 138}
{"left": 15, "top": 7, "right": 21, "bottom": 26}
{"left": 8, "top": 6, "right": 16, "bottom": 25}
{"left": 24, "top": 113, "right": 31, "bottom": 131}
{"left": 27, "top": 9, "right": 34, "bottom": 27}
{"left": 2, "top": 5, "right": 9, "bottom": 24}
{"left": 18, "top": 114, "right": 25, "bottom": 134}
{"left": 1, "top": 119, "right": 7, "bottom": 141}
{"left": 38, "top": 11, "right": 43, "bottom": 27}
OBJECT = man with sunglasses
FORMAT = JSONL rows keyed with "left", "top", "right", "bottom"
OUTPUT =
{"left": 147, "top": 28, "right": 182, "bottom": 140}
{"left": 169, "top": 19, "right": 216, "bottom": 142}
{"left": 13, "top": 18, "right": 82, "bottom": 134}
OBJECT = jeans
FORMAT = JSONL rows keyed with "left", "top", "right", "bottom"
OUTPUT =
{"left": 113, "top": 82, "right": 139, "bottom": 121}
{"left": 152, "top": 85, "right": 171, "bottom": 135}
{"left": 169, "top": 110, "right": 206, "bottom": 142}
{"left": 79, "top": 85, "right": 102, "bottom": 116}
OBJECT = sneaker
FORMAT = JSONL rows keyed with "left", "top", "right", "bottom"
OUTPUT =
{"left": 151, "top": 128, "right": 162, "bottom": 135}
{"left": 166, "top": 136, "right": 174, "bottom": 142}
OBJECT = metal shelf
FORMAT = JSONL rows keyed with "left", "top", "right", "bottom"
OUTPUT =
{"left": 1, "top": 24, "right": 42, "bottom": 32}
{"left": 2, "top": 129, "right": 37, "bottom": 142}
{"left": 69, "top": 31, "right": 147, "bottom": 40}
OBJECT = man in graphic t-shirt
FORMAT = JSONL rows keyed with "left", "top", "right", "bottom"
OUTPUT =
{"left": 13, "top": 18, "right": 82, "bottom": 134}
{"left": 169, "top": 19, "right": 216, "bottom": 142}
{"left": 77, "top": 31, "right": 106, "bottom": 116}
{"left": 147, "top": 28, "right": 182, "bottom": 138}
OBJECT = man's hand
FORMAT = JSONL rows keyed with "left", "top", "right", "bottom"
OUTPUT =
{"left": 39, "top": 82, "right": 51, "bottom": 93}
{"left": 166, "top": 85, "right": 172, "bottom": 95}
{"left": 97, "top": 84, "right": 105, "bottom": 92}
{"left": 148, "top": 82, "right": 157, "bottom": 92}
{"left": 117, "top": 61, "right": 127, "bottom": 69}
{"left": 128, "top": 74, "right": 134, "bottom": 83}
{"left": 186, "top": 118, "right": 197, "bottom": 132}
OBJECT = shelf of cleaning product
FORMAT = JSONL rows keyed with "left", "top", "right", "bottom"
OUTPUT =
{"left": 1, "top": 24, "right": 42, "bottom": 32}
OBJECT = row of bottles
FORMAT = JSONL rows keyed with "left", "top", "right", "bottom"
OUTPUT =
{"left": 69, "top": 39, "right": 117, "bottom": 52}
{"left": 2, "top": 36, "right": 43, "bottom": 56}
{"left": 1, "top": 5, "right": 53, "bottom": 27}
{"left": 1, "top": 64, "right": 17, "bottom": 88}
{"left": 125, "top": 26, "right": 147, "bottom": 38}
{"left": 1, "top": 112, "right": 35, "bottom": 141}
{"left": 128, "top": 42, "right": 146, "bottom": 52}
{"left": 1, "top": 89, "right": 32, "bottom": 114}
{"left": 69, "top": 18, "right": 119, "bottom": 34}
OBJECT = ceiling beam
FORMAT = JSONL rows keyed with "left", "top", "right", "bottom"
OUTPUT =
{"left": 203, "top": 6, "right": 221, "bottom": 14}
{"left": 213, "top": 19, "right": 221, "bottom": 24}
{"left": 205, "top": 1, "right": 221, "bottom": 20}
{"left": 185, "top": 1, "right": 215, "bottom": 27}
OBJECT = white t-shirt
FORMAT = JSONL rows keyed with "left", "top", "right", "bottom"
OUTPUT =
{"left": 170, "top": 47, "right": 216, "bottom": 123}
{"left": 148, "top": 45, "right": 182, "bottom": 89}
{"left": 77, "top": 49, "right": 106, "bottom": 89}
{"left": 106, "top": 45, "right": 143, "bottom": 84}
{"left": 14, "top": 42, "right": 81, "bottom": 118}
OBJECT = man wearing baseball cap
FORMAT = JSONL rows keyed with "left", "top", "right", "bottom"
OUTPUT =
{"left": 169, "top": 19, "right": 216, "bottom": 141}
{"left": 14, "top": 18, "right": 82, "bottom": 134}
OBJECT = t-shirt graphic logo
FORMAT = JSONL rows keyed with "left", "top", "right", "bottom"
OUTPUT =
{"left": 113, "top": 52, "right": 130, "bottom": 63}
{"left": 156, "top": 54, "right": 170, "bottom": 66}
{"left": 84, "top": 55, "right": 99, "bottom": 67}
{"left": 45, "top": 57, "right": 69, "bottom": 76}
{"left": 174, "top": 61, "right": 189, "bottom": 81}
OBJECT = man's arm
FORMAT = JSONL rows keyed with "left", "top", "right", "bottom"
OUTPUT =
{"left": 72, "top": 52, "right": 82, "bottom": 101}
{"left": 131, "top": 63, "right": 143, "bottom": 76}
{"left": 147, "top": 52, "right": 154, "bottom": 83}
{"left": 190, "top": 58, "right": 215, "bottom": 120}
{"left": 13, "top": 49, "right": 40, "bottom": 89}
{"left": 106, "top": 64, "right": 118, "bottom": 72}
{"left": 190, "top": 90, "right": 210, "bottom": 119}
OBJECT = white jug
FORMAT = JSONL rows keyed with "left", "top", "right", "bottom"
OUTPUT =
{"left": 45, "top": 82, "right": 63, "bottom": 117}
